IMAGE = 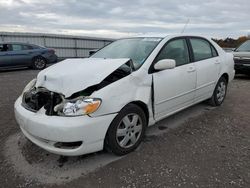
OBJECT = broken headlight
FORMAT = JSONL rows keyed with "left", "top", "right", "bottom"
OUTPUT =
{"left": 22, "top": 79, "right": 36, "bottom": 95}
{"left": 54, "top": 97, "right": 101, "bottom": 116}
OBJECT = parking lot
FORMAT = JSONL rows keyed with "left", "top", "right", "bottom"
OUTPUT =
{"left": 0, "top": 69, "right": 249, "bottom": 188}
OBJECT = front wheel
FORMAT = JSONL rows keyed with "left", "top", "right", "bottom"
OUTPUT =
{"left": 209, "top": 77, "right": 228, "bottom": 106}
{"left": 105, "top": 104, "right": 147, "bottom": 156}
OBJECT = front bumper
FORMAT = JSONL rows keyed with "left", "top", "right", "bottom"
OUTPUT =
{"left": 234, "top": 59, "right": 250, "bottom": 74}
{"left": 14, "top": 97, "right": 117, "bottom": 156}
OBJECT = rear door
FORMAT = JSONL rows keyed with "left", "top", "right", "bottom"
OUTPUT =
{"left": 152, "top": 38, "right": 197, "bottom": 120}
{"left": 0, "top": 44, "right": 12, "bottom": 67}
{"left": 189, "top": 37, "right": 221, "bottom": 102}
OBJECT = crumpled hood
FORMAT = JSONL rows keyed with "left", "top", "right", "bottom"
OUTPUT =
{"left": 36, "top": 58, "right": 130, "bottom": 97}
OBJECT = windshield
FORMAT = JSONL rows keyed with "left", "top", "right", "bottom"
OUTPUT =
{"left": 236, "top": 40, "right": 250, "bottom": 52}
{"left": 91, "top": 38, "right": 162, "bottom": 70}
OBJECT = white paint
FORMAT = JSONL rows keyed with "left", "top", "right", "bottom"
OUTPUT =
{"left": 154, "top": 59, "right": 176, "bottom": 70}
{"left": 15, "top": 97, "right": 117, "bottom": 156}
{"left": 15, "top": 34, "right": 235, "bottom": 156}
{"left": 36, "top": 58, "right": 130, "bottom": 97}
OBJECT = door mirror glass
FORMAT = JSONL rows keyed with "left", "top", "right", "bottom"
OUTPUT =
{"left": 154, "top": 59, "right": 176, "bottom": 71}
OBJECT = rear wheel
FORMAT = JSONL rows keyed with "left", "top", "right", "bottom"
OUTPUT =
{"left": 105, "top": 104, "right": 147, "bottom": 156}
{"left": 32, "top": 57, "right": 47, "bottom": 70}
{"left": 209, "top": 77, "right": 228, "bottom": 106}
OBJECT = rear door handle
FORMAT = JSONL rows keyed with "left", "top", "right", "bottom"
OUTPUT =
{"left": 187, "top": 66, "right": 196, "bottom": 73}
{"left": 215, "top": 59, "right": 221, "bottom": 64}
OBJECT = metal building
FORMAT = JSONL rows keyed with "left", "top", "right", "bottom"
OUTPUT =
{"left": 0, "top": 32, "right": 114, "bottom": 59}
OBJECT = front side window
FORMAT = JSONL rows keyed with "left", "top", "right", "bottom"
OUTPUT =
{"left": 91, "top": 38, "right": 162, "bottom": 70}
{"left": 0, "top": 44, "right": 11, "bottom": 52}
{"left": 11, "top": 44, "right": 23, "bottom": 51}
{"left": 190, "top": 38, "right": 213, "bottom": 61}
{"left": 155, "top": 38, "right": 190, "bottom": 66}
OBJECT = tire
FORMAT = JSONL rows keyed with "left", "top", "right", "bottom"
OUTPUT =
{"left": 32, "top": 56, "right": 47, "bottom": 70}
{"left": 209, "top": 77, "right": 228, "bottom": 106}
{"left": 105, "top": 104, "right": 147, "bottom": 156}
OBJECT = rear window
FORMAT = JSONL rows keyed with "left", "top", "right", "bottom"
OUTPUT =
{"left": 12, "top": 44, "right": 23, "bottom": 51}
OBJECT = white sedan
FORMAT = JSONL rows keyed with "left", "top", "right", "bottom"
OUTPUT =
{"left": 14, "top": 34, "right": 235, "bottom": 156}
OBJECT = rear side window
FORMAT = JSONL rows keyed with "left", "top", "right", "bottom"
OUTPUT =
{"left": 211, "top": 45, "right": 218, "bottom": 57}
{"left": 190, "top": 38, "right": 214, "bottom": 61}
{"left": 156, "top": 38, "right": 190, "bottom": 66}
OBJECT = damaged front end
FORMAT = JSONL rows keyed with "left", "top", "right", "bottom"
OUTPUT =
{"left": 22, "top": 87, "right": 63, "bottom": 115}
{"left": 22, "top": 59, "right": 134, "bottom": 117}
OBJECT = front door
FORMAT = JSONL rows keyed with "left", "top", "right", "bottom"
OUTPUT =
{"left": 153, "top": 38, "right": 196, "bottom": 121}
{"left": 0, "top": 44, "right": 12, "bottom": 67}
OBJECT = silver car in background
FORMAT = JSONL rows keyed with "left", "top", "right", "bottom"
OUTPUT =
{"left": 233, "top": 40, "right": 250, "bottom": 75}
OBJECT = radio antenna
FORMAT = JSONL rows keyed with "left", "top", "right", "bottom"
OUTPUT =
{"left": 181, "top": 19, "right": 190, "bottom": 34}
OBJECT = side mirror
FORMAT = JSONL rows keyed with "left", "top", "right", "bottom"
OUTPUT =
{"left": 154, "top": 59, "right": 176, "bottom": 71}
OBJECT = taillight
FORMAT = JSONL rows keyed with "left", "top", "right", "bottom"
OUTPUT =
{"left": 48, "top": 49, "right": 55, "bottom": 54}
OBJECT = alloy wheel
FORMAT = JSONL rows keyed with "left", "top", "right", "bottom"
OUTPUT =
{"left": 34, "top": 58, "right": 46, "bottom": 69}
{"left": 216, "top": 81, "right": 226, "bottom": 103}
{"left": 116, "top": 113, "right": 143, "bottom": 149}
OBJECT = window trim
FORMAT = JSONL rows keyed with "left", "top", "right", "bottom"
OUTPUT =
{"left": 187, "top": 37, "right": 218, "bottom": 62}
{"left": 149, "top": 37, "right": 191, "bottom": 74}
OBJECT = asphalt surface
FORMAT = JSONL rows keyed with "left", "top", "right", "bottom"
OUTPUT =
{"left": 0, "top": 68, "right": 250, "bottom": 188}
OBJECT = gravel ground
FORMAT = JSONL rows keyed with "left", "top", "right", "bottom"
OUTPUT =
{"left": 0, "top": 68, "right": 249, "bottom": 188}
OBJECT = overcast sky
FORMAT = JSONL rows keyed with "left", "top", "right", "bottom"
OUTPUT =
{"left": 0, "top": 0, "right": 249, "bottom": 39}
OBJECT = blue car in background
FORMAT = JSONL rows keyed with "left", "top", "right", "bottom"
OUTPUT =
{"left": 0, "top": 42, "right": 57, "bottom": 70}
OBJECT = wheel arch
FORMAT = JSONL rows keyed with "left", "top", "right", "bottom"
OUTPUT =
{"left": 103, "top": 100, "right": 149, "bottom": 153}
{"left": 220, "top": 73, "right": 229, "bottom": 83}
{"left": 32, "top": 55, "right": 47, "bottom": 63}
{"left": 128, "top": 101, "right": 149, "bottom": 125}
{"left": 105, "top": 100, "right": 150, "bottom": 135}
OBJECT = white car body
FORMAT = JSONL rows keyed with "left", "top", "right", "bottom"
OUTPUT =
{"left": 15, "top": 34, "right": 235, "bottom": 156}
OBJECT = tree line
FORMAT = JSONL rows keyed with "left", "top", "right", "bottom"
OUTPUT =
{"left": 212, "top": 36, "right": 249, "bottom": 48}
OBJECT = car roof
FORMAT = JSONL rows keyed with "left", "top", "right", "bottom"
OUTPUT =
{"left": 0, "top": 42, "right": 33, "bottom": 45}
{"left": 127, "top": 34, "right": 211, "bottom": 40}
